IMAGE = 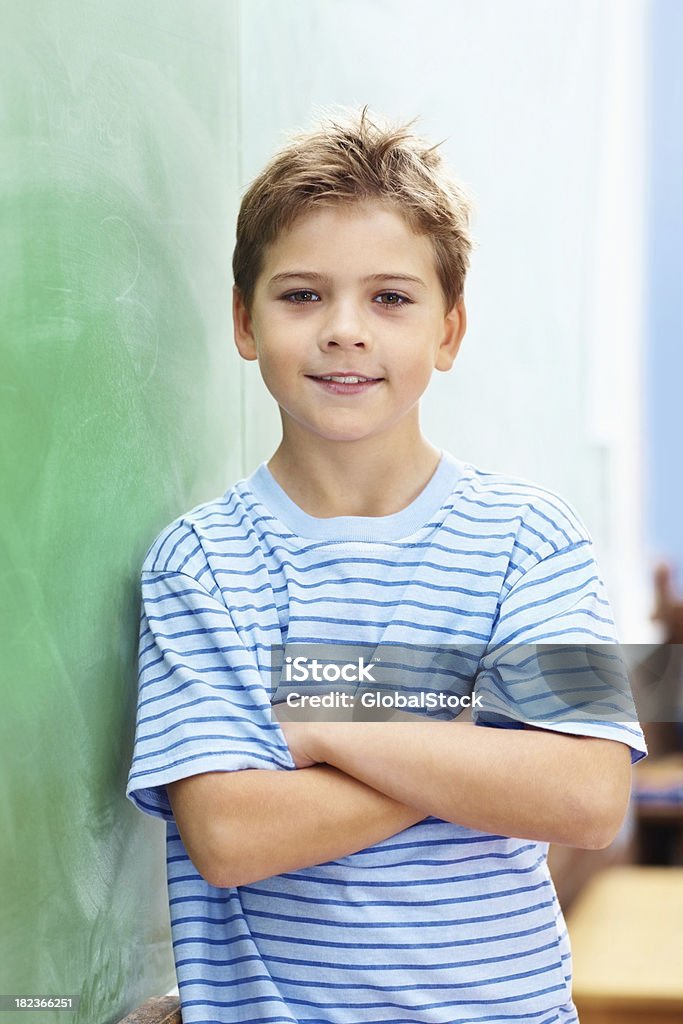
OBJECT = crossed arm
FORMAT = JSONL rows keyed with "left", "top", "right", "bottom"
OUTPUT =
{"left": 167, "top": 716, "right": 632, "bottom": 889}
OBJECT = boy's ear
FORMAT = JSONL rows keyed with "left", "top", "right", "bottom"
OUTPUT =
{"left": 435, "top": 298, "right": 467, "bottom": 372}
{"left": 232, "top": 285, "right": 258, "bottom": 362}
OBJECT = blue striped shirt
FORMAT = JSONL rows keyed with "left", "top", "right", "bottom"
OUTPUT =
{"left": 126, "top": 449, "right": 646, "bottom": 1024}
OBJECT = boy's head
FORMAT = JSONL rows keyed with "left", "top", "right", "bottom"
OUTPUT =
{"left": 232, "top": 106, "right": 474, "bottom": 318}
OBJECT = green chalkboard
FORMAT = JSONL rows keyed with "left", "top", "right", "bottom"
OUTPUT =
{"left": 1, "top": 3, "right": 241, "bottom": 1021}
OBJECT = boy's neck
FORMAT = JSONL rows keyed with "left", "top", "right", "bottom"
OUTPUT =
{"left": 266, "top": 438, "right": 443, "bottom": 520}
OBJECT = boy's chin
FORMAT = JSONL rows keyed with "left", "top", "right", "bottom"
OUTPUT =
{"left": 279, "top": 415, "right": 382, "bottom": 446}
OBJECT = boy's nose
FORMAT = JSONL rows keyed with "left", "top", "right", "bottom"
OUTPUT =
{"left": 318, "top": 301, "right": 372, "bottom": 350}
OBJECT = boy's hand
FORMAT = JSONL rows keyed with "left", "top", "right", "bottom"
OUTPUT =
{"left": 276, "top": 719, "right": 323, "bottom": 769}
{"left": 275, "top": 708, "right": 437, "bottom": 768}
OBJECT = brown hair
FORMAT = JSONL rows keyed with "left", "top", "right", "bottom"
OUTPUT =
{"left": 232, "top": 105, "right": 474, "bottom": 315}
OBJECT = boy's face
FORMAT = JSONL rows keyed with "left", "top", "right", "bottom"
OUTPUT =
{"left": 233, "top": 200, "right": 466, "bottom": 453}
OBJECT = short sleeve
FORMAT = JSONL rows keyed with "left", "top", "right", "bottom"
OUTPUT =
{"left": 126, "top": 568, "right": 295, "bottom": 821}
{"left": 473, "top": 540, "right": 648, "bottom": 764}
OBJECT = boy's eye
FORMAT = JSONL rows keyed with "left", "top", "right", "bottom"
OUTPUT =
{"left": 375, "top": 292, "right": 411, "bottom": 307}
{"left": 283, "top": 290, "right": 320, "bottom": 303}
{"left": 280, "top": 290, "right": 412, "bottom": 307}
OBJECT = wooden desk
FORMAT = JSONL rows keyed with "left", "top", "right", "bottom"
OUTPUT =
{"left": 567, "top": 866, "right": 683, "bottom": 1024}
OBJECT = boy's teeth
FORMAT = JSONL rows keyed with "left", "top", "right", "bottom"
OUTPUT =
{"left": 320, "top": 375, "right": 371, "bottom": 383}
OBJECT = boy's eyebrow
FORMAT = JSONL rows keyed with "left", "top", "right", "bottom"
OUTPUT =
{"left": 268, "top": 271, "right": 427, "bottom": 289}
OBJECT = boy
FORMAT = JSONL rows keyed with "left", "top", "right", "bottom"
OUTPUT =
{"left": 127, "top": 107, "right": 647, "bottom": 1024}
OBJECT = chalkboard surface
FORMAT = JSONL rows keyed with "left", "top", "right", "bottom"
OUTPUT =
{"left": 1, "top": 4, "right": 241, "bottom": 1021}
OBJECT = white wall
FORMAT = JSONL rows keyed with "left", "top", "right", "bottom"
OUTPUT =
{"left": 234, "top": 0, "right": 652, "bottom": 638}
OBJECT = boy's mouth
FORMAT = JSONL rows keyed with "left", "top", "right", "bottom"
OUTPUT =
{"left": 306, "top": 373, "right": 384, "bottom": 395}
{"left": 308, "top": 374, "right": 383, "bottom": 384}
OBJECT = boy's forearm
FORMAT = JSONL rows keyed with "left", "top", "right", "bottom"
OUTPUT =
{"left": 171, "top": 764, "right": 425, "bottom": 889}
{"left": 304, "top": 719, "right": 632, "bottom": 849}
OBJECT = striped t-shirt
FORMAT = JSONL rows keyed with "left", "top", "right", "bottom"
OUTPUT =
{"left": 126, "top": 449, "right": 647, "bottom": 1024}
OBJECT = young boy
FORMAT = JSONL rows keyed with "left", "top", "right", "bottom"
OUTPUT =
{"left": 127, "top": 107, "right": 647, "bottom": 1024}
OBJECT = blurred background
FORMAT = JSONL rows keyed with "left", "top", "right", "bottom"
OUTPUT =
{"left": 2, "top": 1, "right": 682, "bottom": 1021}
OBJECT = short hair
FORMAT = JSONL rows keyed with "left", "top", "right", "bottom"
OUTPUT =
{"left": 232, "top": 105, "right": 474, "bottom": 315}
